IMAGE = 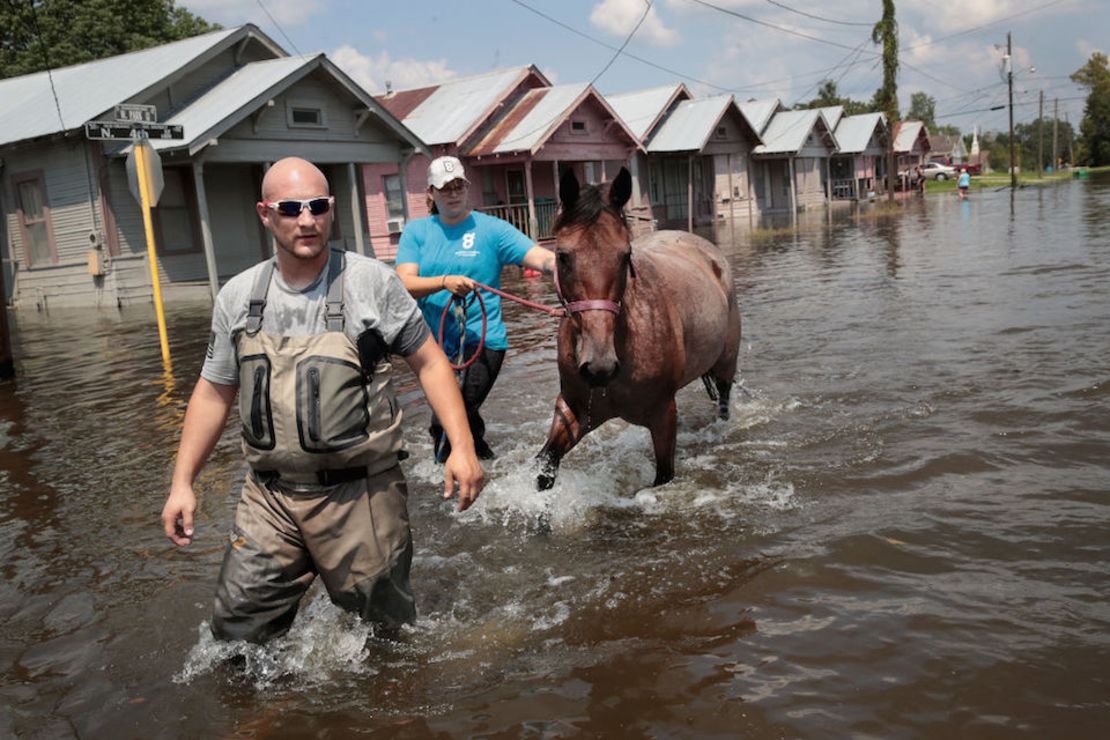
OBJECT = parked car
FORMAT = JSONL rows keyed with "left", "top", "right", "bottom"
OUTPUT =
{"left": 929, "top": 156, "right": 981, "bottom": 176}
{"left": 921, "top": 161, "right": 957, "bottom": 180}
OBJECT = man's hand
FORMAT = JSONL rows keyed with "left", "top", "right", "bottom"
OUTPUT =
{"left": 443, "top": 274, "right": 475, "bottom": 297}
{"left": 443, "top": 447, "right": 485, "bottom": 511}
{"left": 161, "top": 483, "right": 197, "bottom": 546}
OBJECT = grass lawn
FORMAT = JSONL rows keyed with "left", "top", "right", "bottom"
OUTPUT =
{"left": 926, "top": 165, "right": 1110, "bottom": 193}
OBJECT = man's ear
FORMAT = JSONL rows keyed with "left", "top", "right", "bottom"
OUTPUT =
{"left": 256, "top": 202, "right": 271, "bottom": 228}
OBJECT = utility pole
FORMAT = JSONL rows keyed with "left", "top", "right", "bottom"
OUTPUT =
{"left": 1052, "top": 98, "right": 1059, "bottom": 171}
{"left": 1007, "top": 32, "right": 1017, "bottom": 189}
{"left": 1038, "top": 89, "right": 1044, "bottom": 178}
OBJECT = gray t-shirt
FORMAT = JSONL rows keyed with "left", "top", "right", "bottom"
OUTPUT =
{"left": 201, "top": 250, "right": 429, "bottom": 386}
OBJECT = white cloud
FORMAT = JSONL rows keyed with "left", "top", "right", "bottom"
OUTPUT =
{"left": 1076, "top": 38, "right": 1103, "bottom": 60}
{"left": 590, "top": 0, "right": 680, "bottom": 47}
{"left": 329, "top": 45, "right": 457, "bottom": 94}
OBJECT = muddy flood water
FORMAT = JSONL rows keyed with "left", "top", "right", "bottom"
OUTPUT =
{"left": 2, "top": 176, "right": 1109, "bottom": 738}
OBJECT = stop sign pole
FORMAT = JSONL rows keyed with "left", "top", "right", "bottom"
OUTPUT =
{"left": 133, "top": 137, "right": 171, "bottom": 365}
{"left": 86, "top": 107, "right": 182, "bottom": 365}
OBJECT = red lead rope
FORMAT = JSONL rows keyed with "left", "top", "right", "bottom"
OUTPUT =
{"left": 436, "top": 281, "right": 562, "bottom": 371}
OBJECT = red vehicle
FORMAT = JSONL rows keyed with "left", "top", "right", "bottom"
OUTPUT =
{"left": 929, "top": 156, "right": 981, "bottom": 176}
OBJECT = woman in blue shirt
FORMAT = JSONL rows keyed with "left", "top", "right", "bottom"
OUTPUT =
{"left": 396, "top": 156, "right": 554, "bottom": 462}
{"left": 957, "top": 168, "right": 971, "bottom": 199}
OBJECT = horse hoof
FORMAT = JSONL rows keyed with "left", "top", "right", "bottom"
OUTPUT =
{"left": 652, "top": 472, "right": 674, "bottom": 487}
{"left": 536, "top": 473, "right": 555, "bottom": 491}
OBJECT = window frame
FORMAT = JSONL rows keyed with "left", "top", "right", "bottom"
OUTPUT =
{"left": 152, "top": 167, "right": 203, "bottom": 256}
{"left": 11, "top": 170, "right": 58, "bottom": 268}
{"left": 286, "top": 99, "right": 328, "bottom": 129}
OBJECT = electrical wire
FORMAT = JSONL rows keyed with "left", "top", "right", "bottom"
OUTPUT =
{"left": 589, "top": 1, "right": 653, "bottom": 86}
{"left": 762, "top": 0, "right": 874, "bottom": 27}
{"left": 255, "top": 0, "right": 304, "bottom": 57}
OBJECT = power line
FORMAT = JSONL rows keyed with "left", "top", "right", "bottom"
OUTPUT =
{"left": 590, "top": 1, "right": 652, "bottom": 86}
{"left": 903, "top": 0, "right": 1072, "bottom": 52}
{"left": 255, "top": 0, "right": 303, "bottom": 57}
{"left": 762, "top": 0, "right": 874, "bottom": 27}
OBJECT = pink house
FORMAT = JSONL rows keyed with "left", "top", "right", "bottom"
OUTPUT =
{"left": 829, "top": 112, "right": 889, "bottom": 199}
{"left": 365, "top": 67, "right": 642, "bottom": 259}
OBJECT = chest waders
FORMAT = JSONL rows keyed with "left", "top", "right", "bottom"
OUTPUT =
{"left": 211, "top": 249, "right": 416, "bottom": 644}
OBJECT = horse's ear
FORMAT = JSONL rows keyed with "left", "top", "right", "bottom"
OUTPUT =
{"left": 609, "top": 167, "right": 632, "bottom": 211}
{"left": 560, "top": 169, "right": 580, "bottom": 210}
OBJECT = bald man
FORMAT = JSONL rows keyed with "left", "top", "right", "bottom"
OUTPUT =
{"left": 161, "top": 157, "right": 484, "bottom": 644}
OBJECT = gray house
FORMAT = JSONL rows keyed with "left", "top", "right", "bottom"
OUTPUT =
{"left": 749, "top": 107, "right": 839, "bottom": 214}
{"left": 0, "top": 24, "right": 425, "bottom": 310}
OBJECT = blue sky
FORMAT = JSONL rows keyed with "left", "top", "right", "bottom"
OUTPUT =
{"left": 180, "top": 0, "right": 1105, "bottom": 135}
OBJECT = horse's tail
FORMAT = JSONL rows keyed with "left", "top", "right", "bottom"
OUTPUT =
{"left": 701, "top": 372, "right": 719, "bottom": 402}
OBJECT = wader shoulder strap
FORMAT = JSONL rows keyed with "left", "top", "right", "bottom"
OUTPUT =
{"left": 245, "top": 259, "right": 277, "bottom": 335}
{"left": 325, "top": 248, "right": 346, "bottom": 332}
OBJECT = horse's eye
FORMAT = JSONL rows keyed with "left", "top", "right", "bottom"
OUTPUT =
{"left": 557, "top": 251, "right": 572, "bottom": 266}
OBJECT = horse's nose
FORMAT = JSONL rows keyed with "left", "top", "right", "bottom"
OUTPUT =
{"left": 579, "top": 359, "right": 620, "bottom": 387}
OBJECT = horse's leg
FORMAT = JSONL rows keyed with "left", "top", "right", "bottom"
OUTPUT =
{"left": 536, "top": 393, "right": 608, "bottom": 490}
{"left": 648, "top": 398, "right": 678, "bottom": 486}
{"left": 712, "top": 304, "right": 742, "bottom": 420}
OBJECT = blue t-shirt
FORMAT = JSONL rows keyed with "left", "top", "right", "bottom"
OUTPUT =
{"left": 958, "top": 172, "right": 971, "bottom": 188}
{"left": 396, "top": 212, "right": 533, "bottom": 356}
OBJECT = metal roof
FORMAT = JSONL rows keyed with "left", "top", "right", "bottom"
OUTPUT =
{"left": 817, "top": 105, "right": 844, "bottom": 130}
{"left": 606, "top": 84, "right": 689, "bottom": 141}
{"left": 894, "top": 120, "right": 926, "bottom": 153}
{"left": 647, "top": 95, "right": 734, "bottom": 152}
{"left": 0, "top": 27, "right": 249, "bottom": 148}
{"left": 737, "top": 98, "right": 782, "bottom": 134}
{"left": 392, "top": 67, "right": 542, "bottom": 146}
{"left": 833, "top": 112, "right": 886, "bottom": 154}
{"left": 752, "top": 109, "right": 837, "bottom": 155}
{"left": 472, "top": 84, "right": 588, "bottom": 154}
{"left": 144, "top": 55, "right": 427, "bottom": 157}
{"left": 149, "top": 57, "right": 313, "bottom": 153}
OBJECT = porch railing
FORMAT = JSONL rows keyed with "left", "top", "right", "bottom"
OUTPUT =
{"left": 477, "top": 199, "right": 560, "bottom": 241}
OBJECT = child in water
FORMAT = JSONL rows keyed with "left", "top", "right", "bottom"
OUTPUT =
{"left": 957, "top": 168, "right": 971, "bottom": 200}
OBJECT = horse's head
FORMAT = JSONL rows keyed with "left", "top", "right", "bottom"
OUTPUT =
{"left": 553, "top": 167, "right": 633, "bottom": 387}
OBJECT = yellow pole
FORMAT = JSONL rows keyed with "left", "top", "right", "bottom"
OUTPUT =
{"left": 134, "top": 139, "right": 171, "bottom": 365}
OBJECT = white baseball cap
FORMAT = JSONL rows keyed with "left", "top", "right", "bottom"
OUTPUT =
{"left": 427, "top": 156, "right": 469, "bottom": 189}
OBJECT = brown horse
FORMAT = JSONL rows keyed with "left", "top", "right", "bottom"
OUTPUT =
{"left": 536, "top": 167, "right": 742, "bottom": 490}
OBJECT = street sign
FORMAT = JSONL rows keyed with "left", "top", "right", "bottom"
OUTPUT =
{"left": 84, "top": 121, "right": 184, "bottom": 140}
{"left": 126, "top": 142, "right": 164, "bottom": 206}
{"left": 114, "top": 103, "right": 158, "bottom": 123}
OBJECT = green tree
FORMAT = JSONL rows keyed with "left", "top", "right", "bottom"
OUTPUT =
{"left": 795, "top": 78, "right": 877, "bottom": 115}
{"left": 907, "top": 91, "right": 936, "bottom": 128}
{"left": 1070, "top": 52, "right": 1110, "bottom": 165}
{"left": 0, "top": 0, "right": 220, "bottom": 80}
{"left": 872, "top": 0, "right": 899, "bottom": 200}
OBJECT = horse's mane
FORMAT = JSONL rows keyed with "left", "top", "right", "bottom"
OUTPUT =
{"left": 553, "top": 181, "right": 628, "bottom": 232}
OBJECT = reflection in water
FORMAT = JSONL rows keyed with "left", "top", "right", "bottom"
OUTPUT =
{"left": 1, "top": 175, "right": 1110, "bottom": 737}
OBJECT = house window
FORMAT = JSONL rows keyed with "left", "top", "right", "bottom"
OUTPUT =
{"left": 482, "top": 168, "right": 499, "bottom": 206}
{"left": 287, "top": 101, "right": 326, "bottom": 128}
{"left": 715, "top": 126, "right": 728, "bottom": 139}
{"left": 154, "top": 169, "right": 200, "bottom": 254}
{"left": 570, "top": 119, "right": 587, "bottom": 135}
{"left": 506, "top": 170, "right": 526, "bottom": 204}
{"left": 13, "top": 172, "right": 56, "bottom": 267}
{"left": 383, "top": 174, "right": 404, "bottom": 219}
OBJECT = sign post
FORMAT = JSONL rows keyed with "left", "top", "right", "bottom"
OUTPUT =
{"left": 85, "top": 106, "right": 183, "bottom": 365}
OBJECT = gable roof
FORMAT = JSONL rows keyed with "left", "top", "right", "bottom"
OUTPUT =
{"left": 606, "top": 83, "right": 692, "bottom": 141}
{"left": 817, "top": 105, "right": 844, "bottom": 130}
{"left": 833, "top": 112, "right": 887, "bottom": 154}
{"left": 753, "top": 108, "right": 838, "bottom": 155}
{"left": 737, "top": 98, "right": 784, "bottom": 135}
{"left": 146, "top": 55, "right": 426, "bottom": 156}
{"left": 376, "top": 65, "right": 549, "bottom": 147}
{"left": 646, "top": 95, "right": 761, "bottom": 152}
{"left": 894, "top": 120, "right": 929, "bottom": 153}
{"left": 0, "top": 25, "right": 285, "bottom": 148}
{"left": 466, "top": 83, "right": 641, "bottom": 156}
{"left": 927, "top": 133, "right": 965, "bottom": 156}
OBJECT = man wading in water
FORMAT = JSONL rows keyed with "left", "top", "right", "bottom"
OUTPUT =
{"left": 160, "top": 157, "right": 484, "bottom": 643}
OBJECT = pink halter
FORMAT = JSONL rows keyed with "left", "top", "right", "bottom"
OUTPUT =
{"left": 553, "top": 261, "right": 623, "bottom": 316}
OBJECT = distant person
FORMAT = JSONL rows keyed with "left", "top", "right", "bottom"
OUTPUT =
{"left": 958, "top": 167, "right": 971, "bottom": 200}
{"left": 915, "top": 164, "right": 926, "bottom": 194}
{"left": 396, "top": 156, "right": 555, "bottom": 463}
{"left": 160, "top": 157, "right": 484, "bottom": 644}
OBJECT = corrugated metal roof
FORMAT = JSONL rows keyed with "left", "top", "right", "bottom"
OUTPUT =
{"left": 646, "top": 95, "right": 733, "bottom": 152}
{"left": 817, "top": 105, "right": 844, "bottom": 130}
{"left": 0, "top": 27, "right": 243, "bottom": 147}
{"left": 753, "top": 109, "right": 837, "bottom": 155}
{"left": 894, "top": 120, "right": 926, "bottom": 152}
{"left": 479, "top": 83, "right": 589, "bottom": 154}
{"left": 395, "top": 67, "right": 535, "bottom": 145}
{"left": 149, "top": 57, "right": 311, "bottom": 152}
{"left": 833, "top": 112, "right": 886, "bottom": 154}
{"left": 737, "top": 98, "right": 782, "bottom": 134}
{"left": 606, "top": 84, "right": 688, "bottom": 141}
